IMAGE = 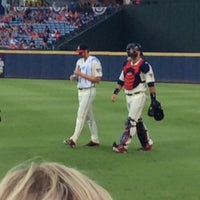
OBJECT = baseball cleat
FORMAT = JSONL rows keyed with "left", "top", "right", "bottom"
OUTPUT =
{"left": 85, "top": 141, "right": 100, "bottom": 147}
{"left": 138, "top": 144, "right": 152, "bottom": 151}
{"left": 112, "top": 142, "right": 127, "bottom": 154}
{"left": 64, "top": 139, "right": 76, "bottom": 148}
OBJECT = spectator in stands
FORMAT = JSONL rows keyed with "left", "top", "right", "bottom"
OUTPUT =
{"left": 80, "top": 12, "right": 90, "bottom": 26}
{"left": 18, "top": 39, "right": 29, "bottom": 49}
{"left": 29, "top": 37, "right": 36, "bottom": 49}
{"left": 31, "top": 30, "right": 40, "bottom": 39}
{"left": 16, "top": 25, "right": 27, "bottom": 35}
{"left": 9, "top": 36, "right": 18, "bottom": 49}
{"left": 44, "top": 25, "right": 51, "bottom": 35}
{"left": 107, "top": 4, "right": 115, "bottom": 14}
{"left": 0, "top": 161, "right": 113, "bottom": 200}
{"left": 55, "top": 13, "right": 63, "bottom": 21}
{"left": 1, "top": 15, "right": 9, "bottom": 24}
{"left": 24, "top": 7, "right": 32, "bottom": 21}
{"left": 0, "top": 2, "right": 113, "bottom": 49}
{"left": 23, "top": 24, "right": 33, "bottom": 35}
{"left": 52, "top": 27, "right": 61, "bottom": 40}
{"left": 15, "top": 13, "right": 22, "bottom": 23}
{"left": 42, "top": 32, "right": 49, "bottom": 49}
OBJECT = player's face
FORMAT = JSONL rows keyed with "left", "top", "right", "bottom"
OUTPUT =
{"left": 127, "top": 48, "right": 140, "bottom": 58}
{"left": 78, "top": 50, "right": 84, "bottom": 56}
{"left": 78, "top": 50, "right": 89, "bottom": 58}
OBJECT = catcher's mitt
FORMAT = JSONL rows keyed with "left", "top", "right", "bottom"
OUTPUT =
{"left": 148, "top": 100, "right": 164, "bottom": 121}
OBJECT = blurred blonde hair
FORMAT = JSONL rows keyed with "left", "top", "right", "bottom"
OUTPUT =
{"left": 0, "top": 162, "right": 113, "bottom": 200}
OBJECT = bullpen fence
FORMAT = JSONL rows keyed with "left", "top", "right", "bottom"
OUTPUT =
{"left": 0, "top": 50, "right": 200, "bottom": 83}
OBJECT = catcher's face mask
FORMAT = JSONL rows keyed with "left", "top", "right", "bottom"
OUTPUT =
{"left": 127, "top": 48, "right": 138, "bottom": 58}
{"left": 126, "top": 43, "right": 143, "bottom": 58}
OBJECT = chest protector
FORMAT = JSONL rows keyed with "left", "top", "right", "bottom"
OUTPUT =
{"left": 123, "top": 59, "right": 144, "bottom": 90}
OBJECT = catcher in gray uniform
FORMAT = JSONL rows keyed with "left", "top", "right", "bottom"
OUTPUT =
{"left": 111, "top": 43, "right": 164, "bottom": 154}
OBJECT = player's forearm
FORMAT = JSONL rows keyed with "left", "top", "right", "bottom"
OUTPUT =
{"left": 148, "top": 82, "right": 156, "bottom": 101}
{"left": 84, "top": 74, "right": 101, "bottom": 83}
{"left": 149, "top": 86, "right": 156, "bottom": 94}
{"left": 148, "top": 82, "right": 156, "bottom": 93}
{"left": 90, "top": 76, "right": 101, "bottom": 83}
{"left": 113, "top": 84, "right": 123, "bottom": 95}
{"left": 116, "top": 84, "right": 122, "bottom": 90}
{"left": 76, "top": 71, "right": 101, "bottom": 83}
{"left": 114, "top": 79, "right": 124, "bottom": 92}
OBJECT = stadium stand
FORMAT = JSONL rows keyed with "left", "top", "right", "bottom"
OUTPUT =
{"left": 0, "top": 1, "right": 118, "bottom": 50}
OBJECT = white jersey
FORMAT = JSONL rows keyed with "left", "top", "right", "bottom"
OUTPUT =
{"left": 76, "top": 56, "right": 103, "bottom": 89}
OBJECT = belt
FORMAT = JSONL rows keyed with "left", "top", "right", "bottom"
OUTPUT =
{"left": 78, "top": 86, "right": 95, "bottom": 90}
{"left": 126, "top": 92, "right": 141, "bottom": 96}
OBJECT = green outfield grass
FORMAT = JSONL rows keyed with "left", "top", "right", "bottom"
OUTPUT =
{"left": 0, "top": 78, "right": 199, "bottom": 200}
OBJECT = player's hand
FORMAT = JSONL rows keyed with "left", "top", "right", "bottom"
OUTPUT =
{"left": 69, "top": 74, "right": 76, "bottom": 81}
{"left": 111, "top": 94, "right": 117, "bottom": 102}
{"left": 74, "top": 70, "right": 82, "bottom": 77}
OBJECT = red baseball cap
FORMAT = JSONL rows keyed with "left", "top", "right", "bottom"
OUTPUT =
{"left": 76, "top": 44, "right": 89, "bottom": 53}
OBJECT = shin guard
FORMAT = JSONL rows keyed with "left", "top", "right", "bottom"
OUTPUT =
{"left": 136, "top": 118, "right": 149, "bottom": 148}
{"left": 119, "top": 129, "right": 131, "bottom": 146}
{"left": 119, "top": 117, "right": 135, "bottom": 146}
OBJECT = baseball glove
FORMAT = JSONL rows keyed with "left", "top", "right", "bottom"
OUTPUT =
{"left": 148, "top": 100, "right": 164, "bottom": 121}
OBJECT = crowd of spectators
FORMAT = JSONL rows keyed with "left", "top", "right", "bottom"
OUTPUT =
{"left": 0, "top": 1, "right": 116, "bottom": 50}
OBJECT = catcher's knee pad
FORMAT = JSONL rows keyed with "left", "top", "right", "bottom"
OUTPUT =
{"left": 136, "top": 118, "right": 149, "bottom": 148}
{"left": 125, "top": 117, "right": 137, "bottom": 129}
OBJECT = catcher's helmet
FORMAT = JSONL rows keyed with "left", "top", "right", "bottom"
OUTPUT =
{"left": 126, "top": 43, "right": 142, "bottom": 51}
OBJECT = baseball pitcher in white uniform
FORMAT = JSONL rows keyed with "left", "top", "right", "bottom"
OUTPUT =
{"left": 111, "top": 43, "right": 160, "bottom": 154}
{"left": 64, "top": 44, "right": 103, "bottom": 148}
